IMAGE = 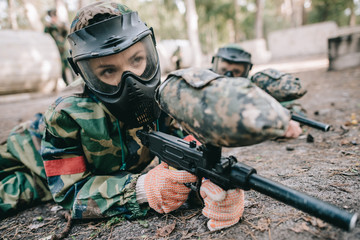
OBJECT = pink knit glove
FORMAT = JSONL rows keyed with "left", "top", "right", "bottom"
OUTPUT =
{"left": 144, "top": 162, "right": 197, "bottom": 213}
{"left": 284, "top": 120, "right": 302, "bottom": 138}
{"left": 200, "top": 179, "right": 245, "bottom": 231}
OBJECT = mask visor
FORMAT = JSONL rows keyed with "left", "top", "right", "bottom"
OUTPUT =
{"left": 213, "top": 57, "right": 252, "bottom": 78}
{"left": 77, "top": 35, "right": 158, "bottom": 95}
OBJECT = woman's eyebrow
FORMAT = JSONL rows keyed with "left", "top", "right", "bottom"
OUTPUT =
{"left": 95, "top": 64, "right": 114, "bottom": 69}
{"left": 129, "top": 50, "right": 145, "bottom": 60}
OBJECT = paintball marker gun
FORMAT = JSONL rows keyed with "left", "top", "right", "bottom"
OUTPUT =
{"left": 137, "top": 129, "right": 358, "bottom": 231}
{"left": 147, "top": 68, "right": 357, "bottom": 231}
{"left": 291, "top": 113, "right": 331, "bottom": 132}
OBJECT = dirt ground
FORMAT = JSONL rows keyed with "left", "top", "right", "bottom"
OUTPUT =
{"left": 0, "top": 57, "right": 359, "bottom": 240}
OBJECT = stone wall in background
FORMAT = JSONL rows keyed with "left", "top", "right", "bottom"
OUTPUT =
{"left": 238, "top": 38, "right": 272, "bottom": 65}
{"left": 328, "top": 26, "right": 360, "bottom": 71}
{"left": 237, "top": 22, "right": 360, "bottom": 71}
{"left": 267, "top": 21, "right": 338, "bottom": 59}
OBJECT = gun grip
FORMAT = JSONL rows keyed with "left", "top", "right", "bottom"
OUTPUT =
{"left": 184, "top": 179, "right": 204, "bottom": 207}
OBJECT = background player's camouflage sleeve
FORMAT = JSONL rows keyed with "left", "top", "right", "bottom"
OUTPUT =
{"left": 41, "top": 85, "right": 151, "bottom": 219}
{"left": 250, "top": 68, "right": 308, "bottom": 115}
{"left": 250, "top": 68, "right": 307, "bottom": 102}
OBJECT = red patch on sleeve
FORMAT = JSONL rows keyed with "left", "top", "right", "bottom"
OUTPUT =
{"left": 183, "top": 135, "right": 201, "bottom": 145}
{"left": 44, "top": 156, "right": 86, "bottom": 177}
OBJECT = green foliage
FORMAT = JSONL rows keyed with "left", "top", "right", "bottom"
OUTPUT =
{"left": 2, "top": 0, "right": 359, "bottom": 54}
{"left": 262, "top": 0, "right": 292, "bottom": 37}
{"left": 196, "top": 0, "right": 256, "bottom": 53}
{"left": 307, "top": 0, "right": 357, "bottom": 26}
{"left": 137, "top": 219, "right": 149, "bottom": 228}
{"left": 106, "top": 216, "right": 124, "bottom": 226}
{"left": 88, "top": 216, "right": 124, "bottom": 240}
{"left": 125, "top": 0, "right": 187, "bottom": 40}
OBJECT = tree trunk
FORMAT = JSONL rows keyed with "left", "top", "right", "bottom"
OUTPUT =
{"left": 7, "top": 0, "right": 18, "bottom": 30}
{"left": 228, "top": 19, "right": 235, "bottom": 43}
{"left": 184, "top": 0, "right": 203, "bottom": 67}
{"left": 290, "top": 0, "right": 304, "bottom": 27}
{"left": 233, "top": 0, "right": 241, "bottom": 42}
{"left": 23, "top": 0, "right": 43, "bottom": 32}
{"left": 78, "top": 0, "right": 83, "bottom": 9}
{"left": 56, "top": 0, "right": 69, "bottom": 26}
{"left": 255, "top": 0, "right": 264, "bottom": 39}
{"left": 349, "top": 0, "right": 356, "bottom": 26}
{"left": 78, "top": 0, "right": 92, "bottom": 10}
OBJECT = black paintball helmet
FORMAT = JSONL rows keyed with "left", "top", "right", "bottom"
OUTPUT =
{"left": 67, "top": 1, "right": 161, "bottom": 128}
{"left": 212, "top": 44, "right": 253, "bottom": 78}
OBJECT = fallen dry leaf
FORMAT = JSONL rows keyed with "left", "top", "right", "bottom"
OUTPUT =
{"left": 290, "top": 222, "right": 310, "bottom": 233}
{"left": 315, "top": 219, "right": 327, "bottom": 228}
{"left": 156, "top": 222, "right": 176, "bottom": 237}
{"left": 180, "top": 230, "right": 196, "bottom": 239}
{"left": 257, "top": 218, "right": 270, "bottom": 232}
{"left": 28, "top": 222, "right": 45, "bottom": 230}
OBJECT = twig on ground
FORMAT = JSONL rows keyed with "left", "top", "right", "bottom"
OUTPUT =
{"left": 9, "top": 226, "right": 19, "bottom": 240}
{"left": 51, "top": 211, "right": 72, "bottom": 240}
{"left": 107, "top": 226, "right": 114, "bottom": 240}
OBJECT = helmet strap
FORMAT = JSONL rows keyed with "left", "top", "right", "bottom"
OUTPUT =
{"left": 67, "top": 55, "right": 81, "bottom": 76}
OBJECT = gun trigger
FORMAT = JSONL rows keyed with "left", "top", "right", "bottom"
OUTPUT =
{"left": 184, "top": 182, "right": 198, "bottom": 192}
{"left": 195, "top": 178, "right": 204, "bottom": 206}
{"left": 183, "top": 180, "right": 204, "bottom": 208}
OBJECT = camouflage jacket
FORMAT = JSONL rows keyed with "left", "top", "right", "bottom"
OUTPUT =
{"left": 41, "top": 79, "right": 153, "bottom": 219}
{"left": 250, "top": 68, "right": 307, "bottom": 102}
{"left": 157, "top": 68, "right": 290, "bottom": 147}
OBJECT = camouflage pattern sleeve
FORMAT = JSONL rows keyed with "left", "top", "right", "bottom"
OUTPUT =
{"left": 0, "top": 113, "right": 53, "bottom": 216}
{"left": 250, "top": 68, "right": 307, "bottom": 102}
{"left": 157, "top": 68, "right": 290, "bottom": 147}
{"left": 41, "top": 85, "right": 150, "bottom": 219}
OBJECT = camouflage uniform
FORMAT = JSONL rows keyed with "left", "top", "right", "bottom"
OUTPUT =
{"left": 0, "top": 79, "right": 153, "bottom": 219}
{"left": 250, "top": 68, "right": 307, "bottom": 115}
{"left": 0, "top": 113, "right": 52, "bottom": 216}
{"left": 44, "top": 19, "right": 70, "bottom": 84}
{"left": 157, "top": 68, "right": 290, "bottom": 147}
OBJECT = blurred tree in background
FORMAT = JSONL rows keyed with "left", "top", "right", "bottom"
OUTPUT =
{"left": 307, "top": 0, "right": 358, "bottom": 26}
{"left": 0, "top": 0, "right": 359, "bottom": 55}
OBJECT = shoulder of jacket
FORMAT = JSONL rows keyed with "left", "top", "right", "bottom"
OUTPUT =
{"left": 49, "top": 78, "right": 98, "bottom": 111}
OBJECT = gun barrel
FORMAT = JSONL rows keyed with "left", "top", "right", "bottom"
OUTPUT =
{"left": 248, "top": 173, "right": 358, "bottom": 231}
{"left": 291, "top": 113, "right": 331, "bottom": 131}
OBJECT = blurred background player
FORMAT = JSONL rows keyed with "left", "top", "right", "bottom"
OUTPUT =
{"left": 211, "top": 44, "right": 303, "bottom": 138}
{"left": 44, "top": 9, "right": 72, "bottom": 85}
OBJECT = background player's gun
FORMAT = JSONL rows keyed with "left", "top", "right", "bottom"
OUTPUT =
{"left": 291, "top": 113, "right": 331, "bottom": 131}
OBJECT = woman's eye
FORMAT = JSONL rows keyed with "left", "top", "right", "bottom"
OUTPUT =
{"left": 132, "top": 56, "right": 145, "bottom": 66}
{"left": 100, "top": 68, "right": 116, "bottom": 77}
{"left": 233, "top": 70, "right": 241, "bottom": 76}
{"left": 220, "top": 68, "right": 227, "bottom": 74}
